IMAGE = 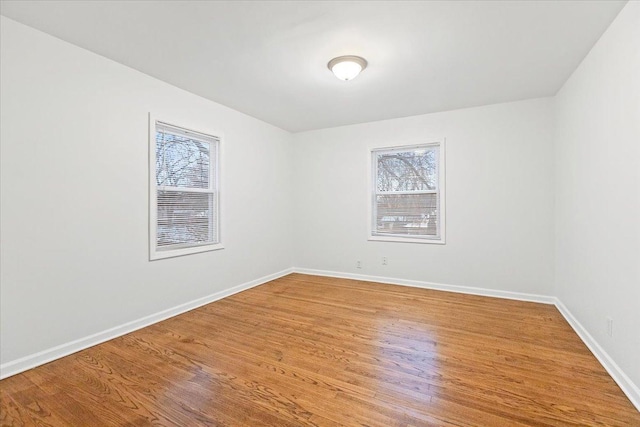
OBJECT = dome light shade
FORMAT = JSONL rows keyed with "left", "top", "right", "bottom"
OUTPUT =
{"left": 328, "top": 55, "right": 368, "bottom": 81}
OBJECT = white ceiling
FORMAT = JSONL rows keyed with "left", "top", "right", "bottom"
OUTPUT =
{"left": 0, "top": 1, "right": 626, "bottom": 132}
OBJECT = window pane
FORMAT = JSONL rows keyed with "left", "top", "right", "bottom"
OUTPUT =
{"left": 375, "top": 193, "right": 438, "bottom": 236}
{"left": 377, "top": 148, "right": 437, "bottom": 191}
{"left": 157, "top": 190, "right": 215, "bottom": 248}
{"left": 156, "top": 130, "right": 210, "bottom": 189}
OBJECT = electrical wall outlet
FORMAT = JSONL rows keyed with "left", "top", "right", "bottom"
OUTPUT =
{"left": 382, "top": 257, "right": 388, "bottom": 265}
{"left": 606, "top": 317, "right": 613, "bottom": 337}
{"left": 356, "top": 260, "right": 362, "bottom": 269}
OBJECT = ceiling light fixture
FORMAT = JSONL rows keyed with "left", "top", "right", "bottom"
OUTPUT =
{"left": 328, "top": 55, "right": 368, "bottom": 81}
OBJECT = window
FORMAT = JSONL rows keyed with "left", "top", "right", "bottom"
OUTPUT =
{"left": 371, "top": 141, "right": 445, "bottom": 244}
{"left": 149, "top": 117, "right": 222, "bottom": 260}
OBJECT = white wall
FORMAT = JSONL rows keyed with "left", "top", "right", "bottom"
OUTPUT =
{"left": 292, "top": 98, "right": 555, "bottom": 295}
{"left": 2, "top": 4, "right": 638, "bottom": 402}
{"left": 0, "top": 17, "right": 293, "bottom": 366}
{"left": 554, "top": 1, "right": 640, "bottom": 389}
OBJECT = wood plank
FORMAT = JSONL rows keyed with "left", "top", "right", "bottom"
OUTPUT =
{"left": 1, "top": 273, "right": 638, "bottom": 426}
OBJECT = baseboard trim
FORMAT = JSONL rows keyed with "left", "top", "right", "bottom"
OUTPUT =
{"left": 3, "top": 267, "right": 638, "bottom": 412}
{"left": 293, "top": 268, "right": 639, "bottom": 411}
{"left": 293, "top": 268, "right": 556, "bottom": 304}
{"left": 0, "top": 268, "right": 294, "bottom": 380}
{"left": 554, "top": 299, "right": 640, "bottom": 411}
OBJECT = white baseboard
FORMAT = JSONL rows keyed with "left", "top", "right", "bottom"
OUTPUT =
{"left": 3, "top": 267, "right": 638, "bottom": 412}
{"left": 293, "top": 268, "right": 556, "bottom": 304}
{"left": 0, "top": 268, "right": 294, "bottom": 380}
{"left": 293, "top": 267, "right": 640, "bottom": 411}
{"left": 554, "top": 299, "right": 640, "bottom": 411}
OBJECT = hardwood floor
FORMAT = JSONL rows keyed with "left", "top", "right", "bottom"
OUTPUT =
{"left": 1, "top": 273, "right": 638, "bottom": 426}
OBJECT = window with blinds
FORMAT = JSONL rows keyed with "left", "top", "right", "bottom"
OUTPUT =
{"left": 150, "top": 117, "right": 222, "bottom": 260}
{"left": 371, "top": 142, "right": 445, "bottom": 243}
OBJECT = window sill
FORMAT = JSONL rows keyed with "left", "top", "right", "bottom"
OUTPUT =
{"left": 150, "top": 243, "right": 224, "bottom": 261}
{"left": 368, "top": 235, "right": 445, "bottom": 245}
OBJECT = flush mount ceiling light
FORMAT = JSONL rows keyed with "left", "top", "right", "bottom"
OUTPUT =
{"left": 327, "top": 55, "right": 368, "bottom": 81}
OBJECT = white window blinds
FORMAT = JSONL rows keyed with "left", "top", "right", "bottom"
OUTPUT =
{"left": 372, "top": 143, "right": 445, "bottom": 242}
{"left": 150, "top": 119, "right": 221, "bottom": 259}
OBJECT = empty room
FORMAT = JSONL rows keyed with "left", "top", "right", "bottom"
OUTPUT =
{"left": 1, "top": 0, "right": 639, "bottom": 425}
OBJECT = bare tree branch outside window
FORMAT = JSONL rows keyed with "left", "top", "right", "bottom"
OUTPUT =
{"left": 156, "top": 130, "right": 214, "bottom": 247}
{"left": 374, "top": 148, "right": 439, "bottom": 237}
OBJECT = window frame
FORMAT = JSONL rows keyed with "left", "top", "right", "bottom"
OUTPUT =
{"left": 149, "top": 114, "right": 224, "bottom": 260}
{"left": 368, "top": 139, "right": 446, "bottom": 244}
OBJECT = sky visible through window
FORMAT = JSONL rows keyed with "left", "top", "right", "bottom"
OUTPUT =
{"left": 375, "top": 147, "right": 439, "bottom": 237}
{"left": 377, "top": 150, "right": 436, "bottom": 192}
{"left": 155, "top": 130, "right": 214, "bottom": 248}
